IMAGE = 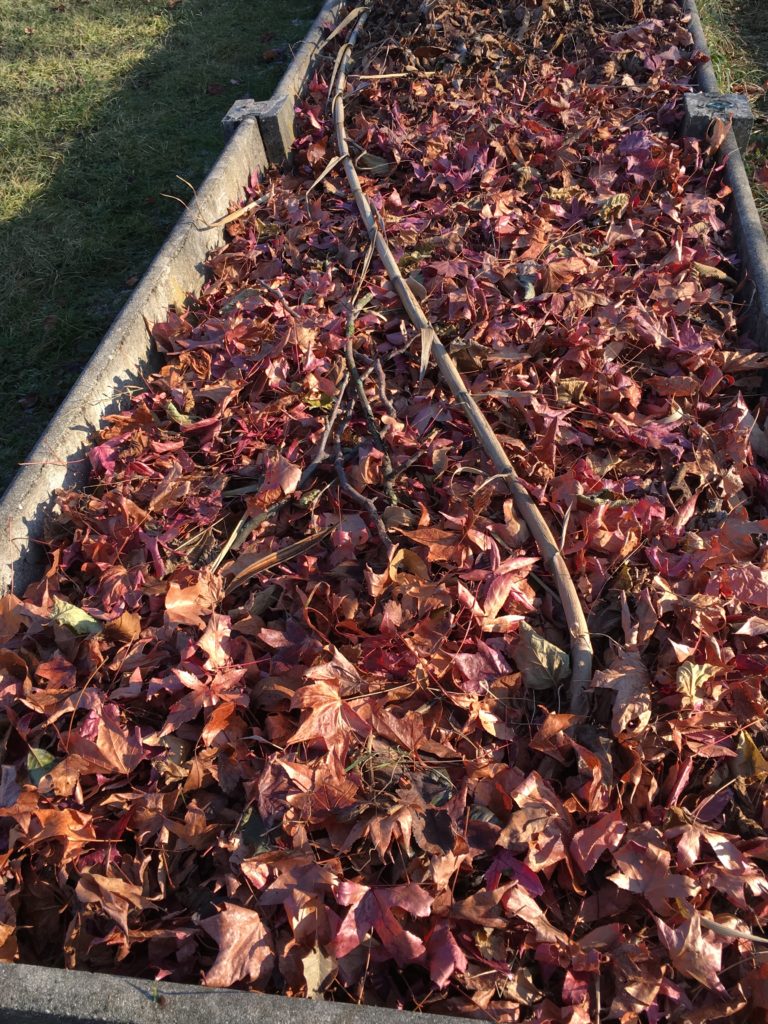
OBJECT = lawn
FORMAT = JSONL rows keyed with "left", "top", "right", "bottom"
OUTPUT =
{"left": 696, "top": 0, "right": 768, "bottom": 216}
{"left": 0, "top": 0, "right": 319, "bottom": 490}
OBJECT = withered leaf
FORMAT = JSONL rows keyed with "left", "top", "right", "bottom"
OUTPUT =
{"left": 591, "top": 648, "right": 650, "bottom": 736}
{"left": 202, "top": 904, "right": 275, "bottom": 988}
{"left": 513, "top": 622, "right": 570, "bottom": 690}
{"left": 50, "top": 599, "right": 102, "bottom": 636}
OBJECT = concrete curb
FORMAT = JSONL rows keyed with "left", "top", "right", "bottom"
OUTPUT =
{"left": 222, "top": 0, "right": 348, "bottom": 163}
{"left": 0, "top": 117, "right": 267, "bottom": 595}
{"left": 0, "top": 962, "right": 463, "bottom": 1024}
{"left": 0, "top": 0, "right": 347, "bottom": 597}
{"left": 684, "top": 0, "right": 768, "bottom": 346}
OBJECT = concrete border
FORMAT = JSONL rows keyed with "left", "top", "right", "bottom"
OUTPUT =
{"left": 0, "top": 962, "right": 464, "bottom": 1024}
{"left": 222, "top": 0, "right": 348, "bottom": 163}
{"left": 684, "top": 0, "right": 768, "bottom": 346}
{"left": 0, "top": 0, "right": 347, "bottom": 597}
{"left": 0, "top": 117, "right": 267, "bottom": 595}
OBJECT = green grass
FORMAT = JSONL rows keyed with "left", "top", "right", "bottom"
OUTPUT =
{"left": 696, "top": 0, "right": 768, "bottom": 216}
{"left": 0, "top": 0, "right": 319, "bottom": 489}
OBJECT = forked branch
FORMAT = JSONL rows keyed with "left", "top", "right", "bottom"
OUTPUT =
{"left": 330, "top": 10, "right": 593, "bottom": 712}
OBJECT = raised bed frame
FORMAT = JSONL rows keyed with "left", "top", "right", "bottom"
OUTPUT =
{"left": 1, "top": 1, "right": 768, "bottom": 1021}
{"left": 684, "top": 0, "right": 768, "bottom": 346}
{"left": 0, "top": 0, "right": 345, "bottom": 596}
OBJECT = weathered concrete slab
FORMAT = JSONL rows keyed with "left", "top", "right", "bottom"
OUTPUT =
{"left": 223, "top": 0, "right": 347, "bottom": 163}
{"left": 0, "top": 117, "right": 268, "bottom": 595}
{"left": 683, "top": 90, "right": 753, "bottom": 152}
{"left": 0, "top": 963, "right": 466, "bottom": 1024}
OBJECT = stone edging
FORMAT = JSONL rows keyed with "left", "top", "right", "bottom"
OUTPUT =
{"left": 0, "top": 962, "right": 467, "bottom": 1024}
{"left": 684, "top": 0, "right": 768, "bottom": 346}
{"left": 222, "top": 0, "right": 348, "bottom": 163}
{"left": 0, "top": 0, "right": 345, "bottom": 596}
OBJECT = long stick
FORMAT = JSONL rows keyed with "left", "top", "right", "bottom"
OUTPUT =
{"left": 331, "top": 10, "right": 593, "bottom": 712}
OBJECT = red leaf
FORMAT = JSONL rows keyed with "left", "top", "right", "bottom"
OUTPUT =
{"left": 427, "top": 920, "right": 467, "bottom": 988}
{"left": 289, "top": 681, "right": 370, "bottom": 752}
{"left": 571, "top": 810, "right": 627, "bottom": 873}
{"left": 655, "top": 912, "right": 725, "bottom": 991}
{"left": 333, "top": 882, "right": 432, "bottom": 966}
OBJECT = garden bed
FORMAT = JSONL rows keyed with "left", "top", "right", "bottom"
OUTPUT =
{"left": 3, "top": 0, "right": 768, "bottom": 1022}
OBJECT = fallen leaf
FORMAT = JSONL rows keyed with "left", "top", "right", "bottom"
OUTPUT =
{"left": 513, "top": 622, "right": 570, "bottom": 690}
{"left": 50, "top": 599, "right": 102, "bottom": 636}
{"left": 591, "top": 648, "right": 651, "bottom": 736}
{"left": 202, "top": 904, "right": 274, "bottom": 988}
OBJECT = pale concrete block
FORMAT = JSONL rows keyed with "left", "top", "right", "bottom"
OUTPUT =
{"left": 683, "top": 91, "right": 753, "bottom": 153}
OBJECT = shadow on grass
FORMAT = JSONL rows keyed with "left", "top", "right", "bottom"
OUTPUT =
{"left": 0, "top": 0, "right": 320, "bottom": 490}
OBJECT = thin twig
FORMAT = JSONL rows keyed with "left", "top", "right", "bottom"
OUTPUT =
{"left": 373, "top": 352, "right": 397, "bottom": 417}
{"left": 345, "top": 315, "right": 398, "bottom": 505}
{"left": 390, "top": 441, "right": 433, "bottom": 484}
{"left": 210, "top": 373, "right": 351, "bottom": 566}
{"left": 350, "top": 70, "right": 436, "bottom": 83}
{"left": 331, "top": 9, "right": 593, "bottom": 713}
{"left": 334, "top": 442, "right": 395, "bottom": 557}
{"left": 200, "top": 195, "right": 268, "bottom": 231}
{"left": 308, "top": 370, "right": 352, "bottom": 469}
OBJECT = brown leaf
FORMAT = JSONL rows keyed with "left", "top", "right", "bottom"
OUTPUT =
{"left": 225, "top": 527, "right": 333, "bottom": 594}
{"left": 103, "top": 610, "right": 141, "bottom": 643}
{"left": 202, "top": 904, "right": 275, "bottom": 988}
{"left": 571, "top": 810, "right": 627, "bottom": 873}
{"left": 165, "top": 570, "right": 221, "bottom": 627}
{"left": 591, "top": 648, "right": 650, "bottom": 736}
{"left": 655, "top": 912, "right": 725, "bottom": 991}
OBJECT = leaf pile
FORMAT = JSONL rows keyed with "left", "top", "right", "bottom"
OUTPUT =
{"left": 4, "top": 0, "right": 768, "bottom": 1019}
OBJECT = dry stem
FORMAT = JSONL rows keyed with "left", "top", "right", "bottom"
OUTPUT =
{"left": 331, "top": 9, "right": 593, "bottom": 712}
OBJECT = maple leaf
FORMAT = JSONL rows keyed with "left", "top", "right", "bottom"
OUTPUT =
{"left": 201, "top": 701, "right": 245, "bottom": 747}
{"left": 513, "top": 622, "right": 570, "bottom": 691}
{"left": 164, "top": 570, "right": 221, "bottom": 627}
{"left": 591, "top": 648, "right": 651, "bottom": 736}
{"left": 201, "top": 904, "right": 275, "bottom": 988}
{"left": 262, "top": 453, "right": 302, "bottom": 497}
{"left": 722, "top": 563, "right": 768, "bottom": 607}
{"left": 301, "top": 945, "right": 337, "bottom": 998}
{"left": 499, "top": 772, "right": 573, "bottom": 872}
{"left": 571, "top": 810, "right": 627, "bottom": 874}
{"left": 0, "top": 891, "right": 17, "bottom": 962}
{"left": 655, "top": 912, "right": 725, "bottom": 991}
{"left": 281, "top": 755, "right": 359, "bottom": 826}
{"left": 289, "top": 681, "right": 370, "bottom": 752}
{"left": 427, "top": 920, "right": 467, "bottom": 988}
{"left": 333, "top": 881, "right": 432, "bottom": 966}
{"left": 501, "top": 884, "right": 571, "bottom": 946}
{"left": 75, "top": 870, "right": 153, "bottom": 934}
{"left": 609, "top": 830, "right": 696, "bottom": 914}
{"left": 65, "top": 702, "right": 144, "bottom": 775}
{"left": 482, "top": 559, "right": 539, "bottom": 619}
